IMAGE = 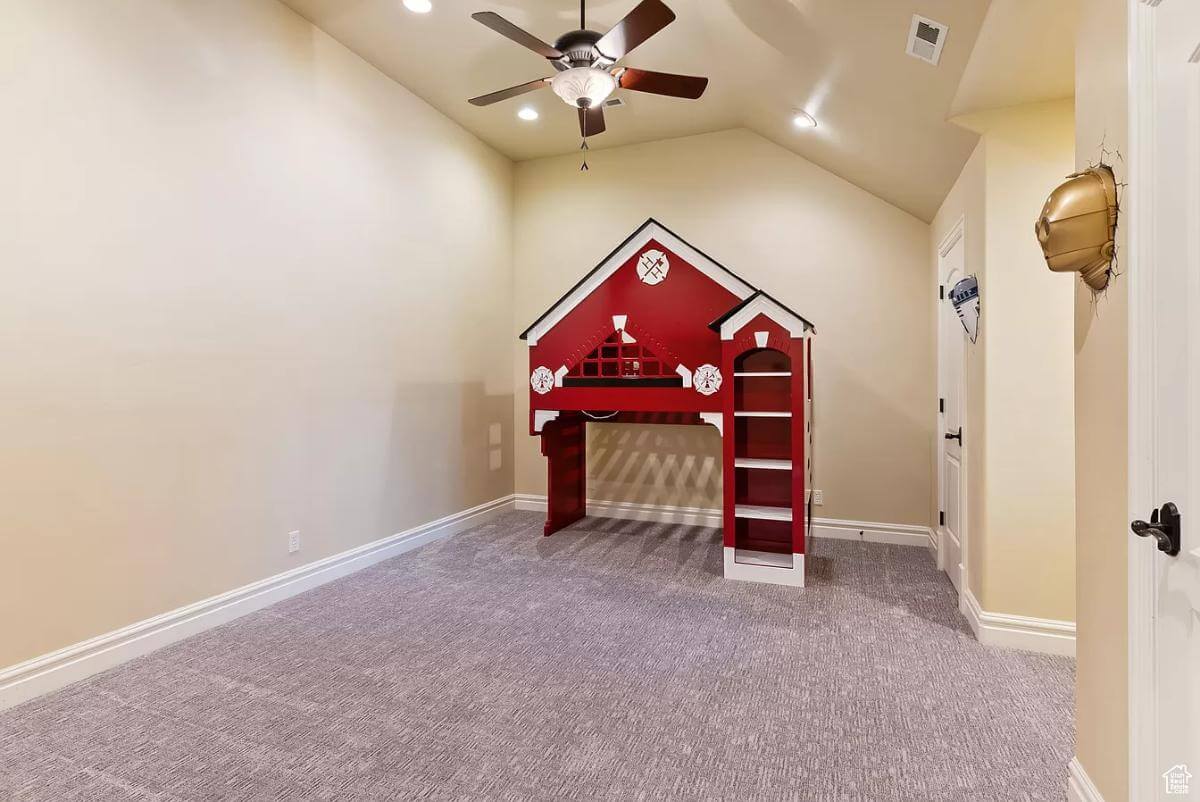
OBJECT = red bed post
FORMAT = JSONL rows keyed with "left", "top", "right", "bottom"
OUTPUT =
{"left": 540, "top": 413, "right": 586, "bottom": 536}
{"left": 790, "top": 336, "right": 807, "bottom": 560}
{"left": 720, "top": 342, "right": 738, "bottom": 555}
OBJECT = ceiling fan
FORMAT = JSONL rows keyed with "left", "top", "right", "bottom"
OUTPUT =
{"left": 467, "top": 0, "right": 708, "bottom": 142}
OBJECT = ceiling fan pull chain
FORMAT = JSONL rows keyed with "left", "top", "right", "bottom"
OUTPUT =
{"left": 580, "top": 108, "right": 589, "bottom": 170}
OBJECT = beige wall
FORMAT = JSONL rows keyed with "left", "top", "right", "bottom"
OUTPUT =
{"left": 0, "top": 0, "right": 514, "bottom": 669}
{"left": 1073, "top": 0, "right": 1130, "bottom": 796}
{"left": 931, "top": 100, "right": 1077, "bottom": 622}
{"left": 513, "top": 129, "right": 934, "bottom": 528}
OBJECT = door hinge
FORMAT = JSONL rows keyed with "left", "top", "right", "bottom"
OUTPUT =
{"left": 939, "top": 284, "right": 945, "bottom": 300}
{"left": 939, "top": 397, "right": 945, "bottom": 414}
{"left": 939, "top": 510, "right": 945, "bottom": 526}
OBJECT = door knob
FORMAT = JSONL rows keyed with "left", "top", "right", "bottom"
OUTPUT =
{"left": 944, "top": 428, "right": 963, "bottom": 444}
{"left": 1131, "top": 502, "right": 1181, "bottom": 557}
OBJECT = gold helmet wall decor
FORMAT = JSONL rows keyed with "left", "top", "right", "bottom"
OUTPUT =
{"left": 1034, "top": 164, "right": 1119, "bottom": 291}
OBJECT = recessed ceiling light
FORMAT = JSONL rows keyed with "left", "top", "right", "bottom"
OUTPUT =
{"left": 517, "top": 107, "right": 539, "bottom": 121}
{"left": 792, "top": 110, "right": 817, "bottom": 129}
{"left": 403, "top": 0, "right": 432, "bottom": 13}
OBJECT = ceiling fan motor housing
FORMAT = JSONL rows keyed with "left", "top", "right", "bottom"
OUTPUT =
{"left": 552, "top": 29, "right": 612, "bottom": 69}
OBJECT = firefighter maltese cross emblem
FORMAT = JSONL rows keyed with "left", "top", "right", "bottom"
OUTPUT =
{"left": 530, "top": 366, "right": 555, "bottom": 395}
{"left": 693, "top": 364, "right": 723, "bottom": 396}
{"left": 636, "top": 249, "right": 670, "bottom": 286}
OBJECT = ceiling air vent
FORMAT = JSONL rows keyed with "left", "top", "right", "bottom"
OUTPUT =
{"left": 604, "top": 97, "right": 626, "bottom": 108}
{"left": 906, "top": 14, "right": 948, "bottom": 65}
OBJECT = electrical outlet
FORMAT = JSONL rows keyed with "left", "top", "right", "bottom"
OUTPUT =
{"left": 287, "top": 530, "right": 300, "bottom": 554}
{"left": 813, "top": 490, "right": 824, "bottom": 506}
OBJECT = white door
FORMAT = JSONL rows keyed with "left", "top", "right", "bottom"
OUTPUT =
{"left": 1132, "top": 3, "right": 1200, "bottom": 799}
{"left": 938, "top": 223, "right": 966, "bottom": 593}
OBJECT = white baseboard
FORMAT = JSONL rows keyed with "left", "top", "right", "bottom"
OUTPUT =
{"left": 0, "top": 494, "right": 516, "bottom": 711}
{"left": 1067, "top": 757, "right": 1106, "bottom": 802}
{"left": 962, "top": 588, "right": 1076, "bottom": 657}
{"left": 529, "top": 495, "right": 724, "bottom": 528}
{"left": 513, "top": 494, "right": 935, "bottom": 549}
{"left": 811, "top": 516, "right": 936, "bottom": 549}
{"left": 515, "top": 494, "right": 722, "bottom": 526}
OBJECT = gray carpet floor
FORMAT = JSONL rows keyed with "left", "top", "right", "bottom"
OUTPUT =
{"left": 0, "top": 511, "right": 1074, "bottom": 801}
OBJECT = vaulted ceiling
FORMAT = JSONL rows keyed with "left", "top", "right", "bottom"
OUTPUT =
{"left": 282, "top": 0, "right": 994, "bottom": 221}
{"left": 950, "top": 0, "right": 1077, "bottom": 119}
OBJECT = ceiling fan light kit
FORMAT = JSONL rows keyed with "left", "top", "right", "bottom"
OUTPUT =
{"left": 550, "top": 67, "right": 617, "bottom": 109}
{"left": 467, "top": 0, "right": 708, "bottom": 163}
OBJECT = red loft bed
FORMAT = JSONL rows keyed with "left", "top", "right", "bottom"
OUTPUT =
{"left": 520, "top": 220, "right": 815, "bottom": 586}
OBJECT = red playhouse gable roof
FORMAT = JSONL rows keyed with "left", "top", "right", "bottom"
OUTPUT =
{"left": 521, "top": 220, "right": 815, "bottom": 415}
{"left": 519, "top": 218, "right": 759, "bottom": 345}
{"left": 708, "top": 290, "right": 816, "bottom": 337}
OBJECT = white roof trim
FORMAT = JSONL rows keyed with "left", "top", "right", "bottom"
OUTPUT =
{"left": 675, "top": 364, "right": 693, "bottom": 388}
{"left": 525, "top": 221, "right": 756, "bottom": 346}
{"left": 699, "top": 412, "right": 723, "bottom": 436}
{"left": 719, "top": 294, "right": 811, "bottom": 341}
{"left": 533, "top": 410, "right": 560, "bottom": 433}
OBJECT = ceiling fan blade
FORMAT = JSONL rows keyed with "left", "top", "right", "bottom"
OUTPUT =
{"left": 593, "top": 0, "right": 676, "bottom": 62}
{"left": 471, "top": 12, "right": 563, "bottom": 59}
{"left": 616, "top": 67, "right": 708, "bottom": 99}
{"left": 578, "top": 105, "right": 606, "bottom": 137}
{"left": 468, "top": 78, "right": 550, "bottom": 106}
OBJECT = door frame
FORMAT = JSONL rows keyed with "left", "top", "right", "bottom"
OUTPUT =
{"left": 936, "top": 215, "right": 969, "bottom": 602}
{"left": 1127, "top": 0, "right": 1186, "bottom": 795}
